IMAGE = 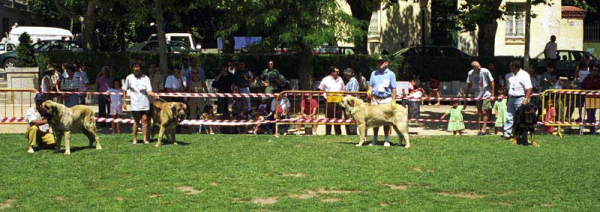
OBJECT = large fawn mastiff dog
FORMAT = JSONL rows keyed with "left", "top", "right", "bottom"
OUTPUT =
{"left": 39, "top": 101, "right": 101, "bottom": 155}
{"left": 150, "top": 101, "right": 188, "bottom": 147}
{"left": 339, "top": 96, "right": 410, "bottom": 148}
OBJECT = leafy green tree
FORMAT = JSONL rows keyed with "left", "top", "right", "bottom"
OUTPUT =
{"left": 53, "top": 0, "right": 99, "bottom": 51}
{"left": 216, "top": 0, "right": 364, "bottom": 89}
{"left": 16, "top": 33, "right": 37, "bottom": 67}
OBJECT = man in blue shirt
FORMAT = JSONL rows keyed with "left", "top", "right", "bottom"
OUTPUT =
{"left": 367, "top": 56, "right": 397, "bottom": 147}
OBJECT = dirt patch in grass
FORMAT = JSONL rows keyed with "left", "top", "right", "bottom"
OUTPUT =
{"left": 289, "top": 190, "right": 317, "bottom": 199}
{"left": 380, "top": 202, "right": 398, "bottom": 207}
{"left": 148, "top": 194, "right": 163, "bottom": 198}
{"left": 210, "top": 182, "right": 218, "bottom": 186}
{"left": 317, "top": 188, "right": 360, "bottom": 194}
{"left": 497, "top": 191, "right": 514, "bottom": 196}
{"left": 413, "top": 167, "right": 434, "bottom": 173}
{"left": 249, "top": 197, "right": 278, "bottom": 205}
{"left": 115, "top": 197, "right": 126, "bottom": 202}
{"left": 407, "top": 182, "right": 431, "bottom": 188}
{"left": 382, "top": 184, "right": 408, "bottom": 190}
{"left": 321, "top": 198, "right": 341, "bottom": 203}
{"left": 542, "top": 203, "right": 555, "bottom": 207}
{"left": 0, "top": 199, "right": 15, "bottom": 209}
{"left": 126, "top": 188, "right": 133, "bottom": 192}
{"left": 176, "top": 186, "right": 203, "bottom": 195}
{"left": 436, "top": 191, "right": 486, "bottom": 199}
{"left": 498, "top": 202, "right": 511, "bottom": 206}
{"left": 52, "top": 196, "right": 64, "bottom": 201}
{"left": 280, "top": 173, "right": 306, "bottom": 177}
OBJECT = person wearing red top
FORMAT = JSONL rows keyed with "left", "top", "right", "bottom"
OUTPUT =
{"left": 428, "top": 75, "right": 441, "bottom": 106}
{"left": 296, "top": 93, "right": 319, "bottom": 135}
{"left": 582, "top": 62, "right": 600, "bottom": 134}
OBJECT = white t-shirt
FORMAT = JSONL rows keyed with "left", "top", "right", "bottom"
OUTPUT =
{"left": 73, "top": 71, "right": 89, "bottom": 91}
{"left": 123, "top": 74, "right": 153, "bottom": 111}
{"left": 26, "top": 107, "right": 50, "bottom": 132}
{"left": 466, "top": 68, "right": 494, "bottom": 98}
{"left": 165, "top": 75, "right": 187, "bottom": 90}
{"left": 505, "top": 69, "right": 533, "bottom": 97}
{"left": 318, "top": 75, "right": 345, "bottom": 99}
{"left": 544, "top": 42, "right": 557, "bottom": 59}
{"left": 578, "top": 69, "right": 590, "bottom": 83}
{"left": 107, "top": 88, "right": 123, "bottom": 107}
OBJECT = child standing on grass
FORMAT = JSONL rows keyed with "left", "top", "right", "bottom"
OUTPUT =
{"left": 441, "top": 99, "right": 466, "bottom": 135}
{"left": 202, "top": 105, "right": 217, "bottom": 134}
{"left": 107, "top": 79, "right": 123, "bottom": 134}
{"left": 493, "top": 91, "right": 507, "bottom": 135}
{"left": 543, "top": 100, "right": 557, "bottom": 134}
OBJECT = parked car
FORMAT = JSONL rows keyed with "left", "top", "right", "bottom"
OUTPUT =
{"left": 533, "top": 50, "right": 597, "bottom": 78}
{"left": 393, "top": 45, "right": 471, "bottom": 57}
{"left": 313, "top": 46, "right": 357, "bottom": 55}
{"left": 33, "top": 40, "right": 83, "bottom": 53}
{"left": 126, "top": 41, "right": 197, "bottom": 53}
{"left": 0, "top": 43, "right": 16, "bottom": 54}
{"left": 0, "top": 40, "right": 83, "bottom": 69}
{"left": 147, "top": 33, "right": 201, "bottom": 50}
{"left": 8, "top": 26, "right": 73, "bottom": 46}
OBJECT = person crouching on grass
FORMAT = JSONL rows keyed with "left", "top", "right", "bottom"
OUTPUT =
{"left": 107, "top": 79, "right": 124, "bottom": 134}
{"left": 441, "top": 99, "right": 466, "bottom": 135}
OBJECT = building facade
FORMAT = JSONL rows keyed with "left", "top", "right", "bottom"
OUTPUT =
{"left": 340, "top": 0, "right": 586, "bottom": 57}
{"left": 0, "top": 0, "right": 32, "bottom": 39}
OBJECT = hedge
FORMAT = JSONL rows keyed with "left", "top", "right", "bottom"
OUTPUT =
{"left": 36, "top": 52, "right": 520, "bottom": 84}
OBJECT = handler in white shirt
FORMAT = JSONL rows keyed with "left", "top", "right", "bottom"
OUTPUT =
{"left": 122, "top": 61, "right": 160, "bottom": 145}
{"left": 503, "top": 60, "right": 533, "bottom": 139}
{"left": 318, "top": 66, "right": 346, "bottom": 135}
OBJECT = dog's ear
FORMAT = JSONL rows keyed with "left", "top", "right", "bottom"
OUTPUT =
{"left": 348, "top": 98, "right": 355, "bottom": 107}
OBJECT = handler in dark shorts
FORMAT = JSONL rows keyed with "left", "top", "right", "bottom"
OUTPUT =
{"left": 466, "top": 61, "right": 495, "bottom": 135}
{"left": 122, "top": 60, "right": 160, "bottom": 145}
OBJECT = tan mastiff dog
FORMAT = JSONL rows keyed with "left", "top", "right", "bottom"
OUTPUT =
{"left": 150, "top": 101, "right": 188, "bottom": 147}
{"left": 39, "top": 101, "right": 101, "bottom": 155}
{"left": 339, "top": 95, "right": 410, "bottom": 148}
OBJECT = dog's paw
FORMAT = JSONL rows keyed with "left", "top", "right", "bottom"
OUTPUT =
{"left": 173, "top": 142, "right": 179, "bottom": 145}
{"left": 64, "top": 150, "right": 71, "bottom": 155}
{"left": 404, "top": 144, "right": 411, "bottom": 149}
{"left": 355, "top": 143, "right": 362, "bottom": 147}
{"left": 96, "top": 145, "right": 102, "bottom": 150}
{"left": 155, "top": 144, "right": 161, "bottom": 147}
{"left": 27, "top": 149, "right": 34, "bottom": 153}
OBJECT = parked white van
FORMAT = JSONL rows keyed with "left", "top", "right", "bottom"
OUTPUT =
{"left": 147, "top": 33, "right": 201, "bottom": 50}
{"left": 8, "top": 26, "right": 74, "bottom": 46}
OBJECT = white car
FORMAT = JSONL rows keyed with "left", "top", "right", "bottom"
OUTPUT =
{"left": 147, "top": 33, "right": 201, "bottom": 51}
{"left": 0, "top": 43, "right": 16, "bottom": 54}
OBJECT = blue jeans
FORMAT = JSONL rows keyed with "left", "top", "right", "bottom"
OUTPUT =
{"left": 504, "top": 96, "right": 525, "bottom": 138}
{"left": 239, "top": 87, "right": 252, "bottom": 112}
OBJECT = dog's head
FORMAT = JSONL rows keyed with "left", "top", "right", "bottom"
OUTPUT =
{"left": 340, "top": 95, "right": 364, "bottom": 114}
{"left": 170, "top": 102, "right": 188, "bottom": 122}
{"left": 519, "top": 103, "right": 538, "bottom": 125}
{"left": 39, "top": 100, "right": 60, "bottom": 120}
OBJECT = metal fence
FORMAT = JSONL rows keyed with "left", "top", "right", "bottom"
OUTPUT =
{"left": 585, "top": 20, "right": 600, "bottom": 43}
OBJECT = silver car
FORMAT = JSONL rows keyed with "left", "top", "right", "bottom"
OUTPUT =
{"left": 126, "top": 41, "right": 197, "bottom": 54}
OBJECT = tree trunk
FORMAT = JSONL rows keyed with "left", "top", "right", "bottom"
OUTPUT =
{"left": 477, "top": 22, "right": 498, "bottom": 57}
{"left": 82, "top": 18, "right": 95, "bottom": 51}
{"left": 297, "top": 46, "right": 314, "bottom": 90}
{"left": 154, "top": 0, "right": 168, "bottom": 75}
{"left": 347, "top": 0, "right": 371, "bottom": 54}
{"left": 224, "top": 36, "right": 235, "bottom": 54}
{"left": 524, "top": 0, "right": 532, "bottom": 68}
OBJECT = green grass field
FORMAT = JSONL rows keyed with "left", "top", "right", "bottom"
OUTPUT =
{"left": 1, "top": 133, "right": 599, "bottom": 211}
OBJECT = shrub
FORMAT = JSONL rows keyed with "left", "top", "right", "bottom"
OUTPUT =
{"left": 16, "top": 32, "right": 37, "bottom": 67}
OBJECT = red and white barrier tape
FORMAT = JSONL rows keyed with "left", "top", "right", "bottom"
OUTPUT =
{"left": 4, "top": 116, "right": 599, "bottom": 127}
{"left": 44, "top": 91, "right": 278, "bottom": 98}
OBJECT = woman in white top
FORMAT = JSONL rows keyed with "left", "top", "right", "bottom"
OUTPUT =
{"left": 574, "top": 61, "right": 589, "bottom": 88}
{"left": 122, "top": 60, "right": 160, "bottom": 145}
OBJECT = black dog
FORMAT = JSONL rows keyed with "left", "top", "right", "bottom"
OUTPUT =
{"left": 512, "top": 103, "right": 539, "bottom": 147}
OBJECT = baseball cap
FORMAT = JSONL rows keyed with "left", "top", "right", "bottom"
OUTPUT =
{"left": 34, "top": 93, "right": 45, "bottom": 102}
